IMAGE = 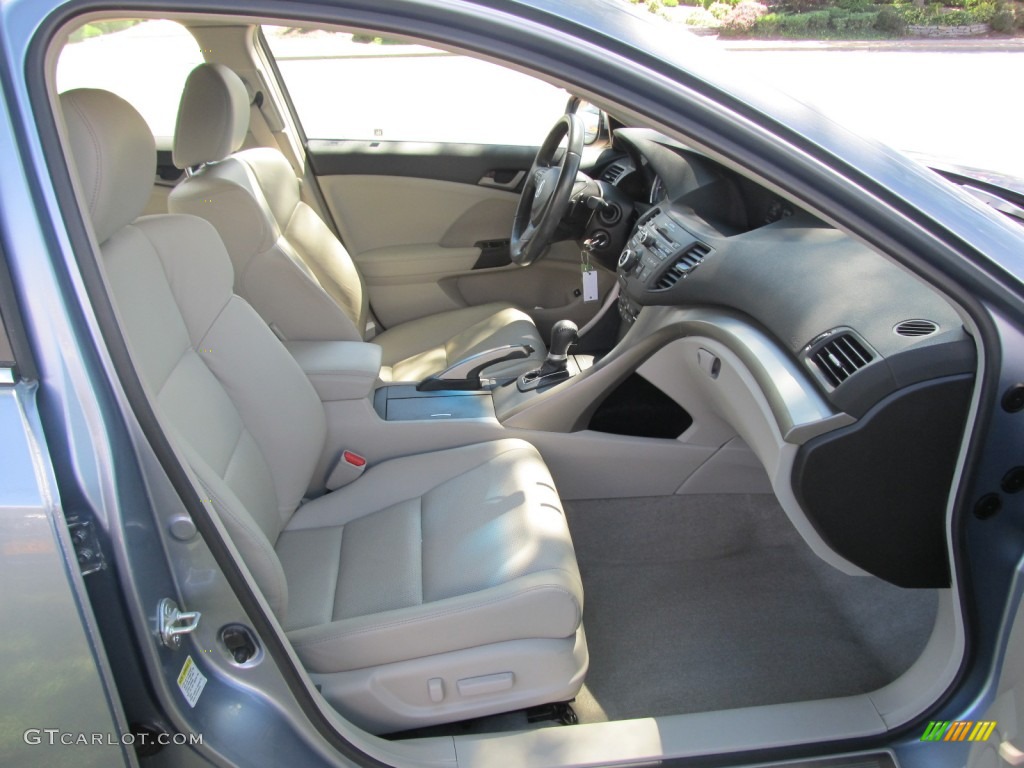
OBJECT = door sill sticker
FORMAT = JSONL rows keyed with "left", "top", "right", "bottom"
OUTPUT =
{"left": 177, "top": 655, "right": 207, "bottom": 708}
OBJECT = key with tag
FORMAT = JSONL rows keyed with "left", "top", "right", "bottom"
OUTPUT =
{"left": 581, "top": 249, "right": 599, "bottom": 303}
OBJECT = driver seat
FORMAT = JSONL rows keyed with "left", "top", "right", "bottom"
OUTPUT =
{"left": 168, "top": 63, "right": 545, "bottom": 381}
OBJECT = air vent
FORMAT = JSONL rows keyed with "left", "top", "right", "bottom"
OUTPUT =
{"left": 602, "top": 163, "right": 628, "bottom": 184}
{"left": 894, "top": 319, "right": 939, "bottom": 337}
{"left": 638, "top": 207, "right": 661, "bottom": 226}
{"left": 809, "top": 332, "right": 874, "bottom": 388}
{"left": 654, "top": 243, "right": 711, "bottom": 289}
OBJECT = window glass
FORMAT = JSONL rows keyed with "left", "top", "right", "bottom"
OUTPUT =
{"left": 264, "top": 27, "right": 569, "bottom": 145}
{"left": 57, "top": 20, "right": 204, "bottom": 141}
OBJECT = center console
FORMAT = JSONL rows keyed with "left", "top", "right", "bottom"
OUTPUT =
{"left": 616, "top": 207, "right": 711, "bottom": 326}
{"left": 373, "top": 385, "right": 495, "bottom": 421}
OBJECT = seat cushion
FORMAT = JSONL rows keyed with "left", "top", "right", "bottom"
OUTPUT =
{"left": 277, "top": 439, "right": 583, "bottom": 673}
{"left": 374, "top": 302, "right": 546, "bottom": 382}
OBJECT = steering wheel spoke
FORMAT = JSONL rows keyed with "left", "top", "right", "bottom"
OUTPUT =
{"left": 510, "top": 113, "right": 584, "bottom": 267}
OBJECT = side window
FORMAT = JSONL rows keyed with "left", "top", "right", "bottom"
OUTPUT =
{"left": 57, "top": 19, "right": 204, "bottom": 142}
{"left": 263, "top": 27, "right": 568, "bottom": 146}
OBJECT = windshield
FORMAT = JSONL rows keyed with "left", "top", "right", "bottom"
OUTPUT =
{"left": 570, "top": 0, "right": 1024, "bottom": 180}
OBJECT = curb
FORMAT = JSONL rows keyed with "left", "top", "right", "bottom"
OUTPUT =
{"left": 706, "top": 36, "right": 1024, "bottom": 52}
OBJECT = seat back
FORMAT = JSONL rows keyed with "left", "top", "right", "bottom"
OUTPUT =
{"left": 61, "top": 88, "right": 328, "bottom": 619}
{"left": 169, "top": 64, "right": 368, "bottom": 342}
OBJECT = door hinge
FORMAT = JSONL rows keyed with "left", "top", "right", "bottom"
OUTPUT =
{"left": 68, "top": 517, "right": 106, "bottom": 576}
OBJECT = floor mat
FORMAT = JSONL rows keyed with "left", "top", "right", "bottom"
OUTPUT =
{"left": 565, "top": 494, "right": 938, "bottom": 723}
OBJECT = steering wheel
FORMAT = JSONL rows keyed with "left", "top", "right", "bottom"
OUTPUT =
{"left": 510, "top": 113, "right": 584, "bottom": 266}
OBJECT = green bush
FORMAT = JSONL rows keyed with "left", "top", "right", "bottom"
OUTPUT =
{"left": 999, "top": 1, "right": 1024, "bottom": 28}
{"left": 990, "top": 6, "right": 1016, "bottom": 27}
{"left": 874, "top": 5, "right": 907, "bottom": 30}
{"left": 938, "top": 6, "right": 991, "bottom": 22}
{"left": 801, "top": 9, "right": 833, "bottom": 26}
{"left": 835, "top": 0, "right": 875, "bottom": 10}
{"left": 720, "top": 0, "right": 1014, "bottom": 37}
{"left": 683, "top": 6, "right": 722, "bottom": 23}
{"left": 70, "top": 24, "right": 103, "bottom": 41}
{"left": 709, "top": 1, "right": 735, "bottom": 17}
{"left": 744, "top": 6, "right": 885, "bottom": 34}
{"left": 827, "top": 9, "right": 879, "bottom": 30}
{"left": 720, "top": 0, "right": 770, "bottom": 29}
{"left": 758, "top": 12, "right": 784, "bottom": 31}
{"left": 663, "top": 0, "right": 680, "bottom": 6}
{"left": 68, "top": 19, "right": 140, "bottom": 43}
{"left": 775, "top": 0, "right": 830, "bottom": 12}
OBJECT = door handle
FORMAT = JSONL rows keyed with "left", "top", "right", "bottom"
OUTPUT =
{"left": 478, "top": 170, "right": 525, "bottom": 190}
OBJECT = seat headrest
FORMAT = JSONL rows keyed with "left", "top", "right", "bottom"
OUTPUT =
{"left": 60, "top": 89, "right": 156, "bottom": 245}
{"left": 173, "top": 63, "right": 250, "bottom": 170}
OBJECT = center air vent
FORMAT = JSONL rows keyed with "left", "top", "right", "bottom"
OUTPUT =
{"left": 638, "top": 207, "right": 661, "bottom": 226}
{"left": 894, "top": 319, "right": 939, "bottom": 337}
{"left": 808, "top": 331, "right": 874, "bottom": 388}
{"left": 602, "top": 163, "right": 628, "bottom": 184}
{"left": 654, "top": 243, "right": 711, "bottom": 290}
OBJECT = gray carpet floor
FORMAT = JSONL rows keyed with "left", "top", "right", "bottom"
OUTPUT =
{"left": 565, "top": 493, "right": 938, "bottom": 723}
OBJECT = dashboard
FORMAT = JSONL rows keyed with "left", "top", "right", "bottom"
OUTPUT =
{"left": 575, "top": 126, "right": 977, "bottom": 589}
{"left": 586, "top": 127, "right": 975, "bottom": 419}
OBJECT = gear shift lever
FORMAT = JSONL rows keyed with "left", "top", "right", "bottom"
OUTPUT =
{"left": 541, "top": 319, "right": 579, "bottom": 373}
{"left": 518, "top": 320, "right": 579, "bottom": 391}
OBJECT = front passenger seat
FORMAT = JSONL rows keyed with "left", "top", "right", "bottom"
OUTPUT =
{"left": 168, "top": 63, "right": 546, "bottom": 382}
{"left": 60, "top": 87, "right": 587, "bottom": 734}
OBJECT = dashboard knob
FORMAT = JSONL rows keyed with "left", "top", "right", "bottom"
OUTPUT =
{"left": 618, "top": 248, "right": 639, "bottom": 272}
{"left": 641, "top": 231, "right": 656, "bottom": 246}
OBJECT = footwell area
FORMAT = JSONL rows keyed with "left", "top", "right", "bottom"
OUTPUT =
{"left": 565, "top": 494, "right": 937, "bottom": 723}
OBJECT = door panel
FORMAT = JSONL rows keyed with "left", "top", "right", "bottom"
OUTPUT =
{"left": 308, "top": 139, "right": 537, "bottom": 188}
{"left": 321, "top": 172, "right": 519, "bottom": 255}
{"left": 311, "top": 142, "right": 614, "bottom": 334}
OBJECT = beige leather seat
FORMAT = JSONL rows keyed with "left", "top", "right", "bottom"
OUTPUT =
{"left": 168, "top": 63, "right": 545, "bottom": 382}
{"left": 60, "top": 88, "right": 586, "bottom": 733}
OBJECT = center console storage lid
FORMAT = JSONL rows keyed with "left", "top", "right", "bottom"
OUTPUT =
{"left": 284, "top": 341, "right": 382, "bottom": 402}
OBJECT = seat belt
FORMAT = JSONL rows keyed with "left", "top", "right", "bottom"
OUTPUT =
{"left": 247, "top": 93, "right": 302, "bottom": 171}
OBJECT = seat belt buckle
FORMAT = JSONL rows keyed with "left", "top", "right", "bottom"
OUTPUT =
{"left": 326, "top": 450, "right": 366, "bottom": 491}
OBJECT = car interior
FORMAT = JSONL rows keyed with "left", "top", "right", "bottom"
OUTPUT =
{"left": 48, "top": 10, "right": 979, "bottom": 764}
